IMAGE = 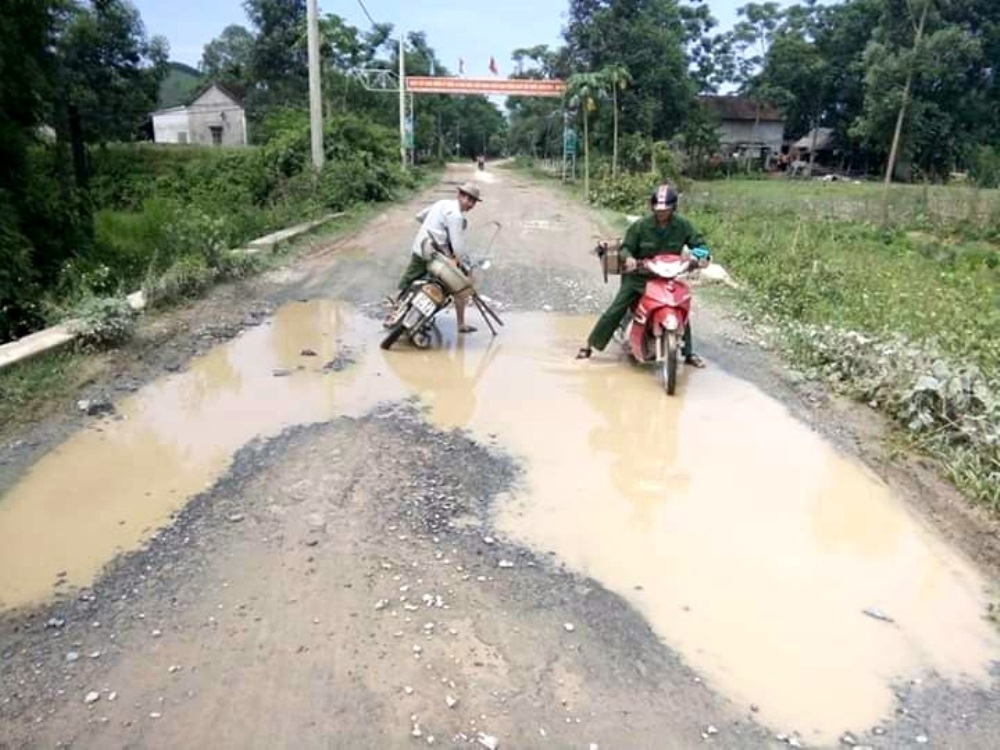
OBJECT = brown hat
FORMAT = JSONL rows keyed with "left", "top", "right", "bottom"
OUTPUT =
{"left": 457, "top": 182, "right": 483, "bottom": 202}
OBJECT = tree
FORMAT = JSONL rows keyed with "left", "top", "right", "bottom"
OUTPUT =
{"left": 506, "top": 46, "right": 567, "bottom": 159}
{"left": 881, "top": 0, "right": 930, "bottom": 205}
{"left": 729, "top": 2, "right": 784, "bottom": 169}
{"left": 243, "top": 0, "right": 308, "bottom": 114}
{"left": 852, "top": 0, "right": 987, "bottom": 184}
{"left": 0, "top": 0, "right": 61, "bottom": 340}
{"left": 565, "top": 72, "right": 607, "bottom": 200}
{"left": 55, "top": 0, "right": 170, "bottom": 143}
{"left": 601, "top": 63, "right": 633, "bottom": 178}
{"left": 565, "top": 0, "right": 697, "bottom": 140}
{"left": 200, "top": 24, "right": 254, "bottom": 91}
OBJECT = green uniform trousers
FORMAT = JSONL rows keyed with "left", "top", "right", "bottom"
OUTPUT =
{"left": 398, "top": 254, "right": 429, "bottom": 291}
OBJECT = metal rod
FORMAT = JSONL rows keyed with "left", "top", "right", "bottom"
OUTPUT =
{"left": 399, "top": 32, "right": 407, "bottom": 170}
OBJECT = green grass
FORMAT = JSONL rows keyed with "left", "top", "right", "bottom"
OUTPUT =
{"left": 684, "top": 182, "right": 1000, "bottom": 374}
{"left": 0, "top": 350, "right": 93, "bottom": 437}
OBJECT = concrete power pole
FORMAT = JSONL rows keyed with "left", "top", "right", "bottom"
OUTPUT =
{"left": 306, "top": 0, "right": 324, "bottom": 171}
{"left": 399, "top": 33, "right": 407, "bottom": 170}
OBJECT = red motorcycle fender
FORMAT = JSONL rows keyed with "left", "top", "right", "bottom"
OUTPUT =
{"left": 627, "top": 318, "right": 647, "bottom": 360}
{"left": 651, "top": 305, "right": 686, "bottom": 335}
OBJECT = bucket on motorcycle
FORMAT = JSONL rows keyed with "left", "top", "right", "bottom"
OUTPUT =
{"left": 596, "top": 240, "right": 623, "bottom": 283}
{"left": 427, "top": 251, "right": 473, "bottom": 295}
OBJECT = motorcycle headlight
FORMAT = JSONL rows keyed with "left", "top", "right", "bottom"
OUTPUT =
{"left": 665, "top": 314, "right": 679, "bottom": 331}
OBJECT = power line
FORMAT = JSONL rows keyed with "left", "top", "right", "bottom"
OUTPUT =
{"left": 356, "top": 0, "right": 378, "bottom": 27}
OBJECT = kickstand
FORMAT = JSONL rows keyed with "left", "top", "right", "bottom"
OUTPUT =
{"left": 472, "top": 294, "right": 498, "bottom": 336}
{"left": 473, "top": 293, "right": 504, "bottom": 329}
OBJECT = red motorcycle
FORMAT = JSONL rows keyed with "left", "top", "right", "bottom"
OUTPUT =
{"left": 598, "top": 246, "right": 702, "bottom": 395}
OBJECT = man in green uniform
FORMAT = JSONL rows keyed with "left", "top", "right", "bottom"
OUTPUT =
{"left": 577, "top": 183, "right": 710, "bottom": 366}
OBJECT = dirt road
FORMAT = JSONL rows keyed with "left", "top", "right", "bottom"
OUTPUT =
{"left": 2, "top": 165, "right": 999, "bottom": 749}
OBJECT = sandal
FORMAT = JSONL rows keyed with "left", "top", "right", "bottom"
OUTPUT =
{"left": 458, "top": 325, "right": 478, "bottom": 334}
{"left": 576, "top": 346, "right": 593, "bottom": 360}
{"left": 684, "top": 354, "right": 707, "bottom": 368}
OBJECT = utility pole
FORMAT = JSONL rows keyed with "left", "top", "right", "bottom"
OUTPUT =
{"left": 882, "top": 0, "right": 931, "bottom": 223}
{"left": 399, "top": 32, "right": 407, "bottom": 170}
{"left": 306, "top": 0, "right": 323, "bottom": 171}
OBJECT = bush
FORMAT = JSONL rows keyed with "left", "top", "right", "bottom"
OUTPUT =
{"left": 70, "top": 296, "right": 138, "bottom": 349}
{"left": 589, "top": 167, "right": 692, "bottom": 212}
{"left": 969, "top": 146, "right": 1000, "bottom": 189}
{"left": 143, "top": 255, "right": 215, "bottom": 308}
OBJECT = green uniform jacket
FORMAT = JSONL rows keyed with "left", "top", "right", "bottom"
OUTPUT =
{"left": 620, "top": 213, "right": 706, "bottom": 262}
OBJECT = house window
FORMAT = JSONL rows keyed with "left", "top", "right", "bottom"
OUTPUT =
{"left": 177, "top": 131, "right": 188, "bottom": 144}
{"left": 209, "top": 126, "right": 223, "bottom": 146}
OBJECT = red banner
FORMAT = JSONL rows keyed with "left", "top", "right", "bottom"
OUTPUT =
{"left": 405, "top": 77, "right": 566, "bottom": 97}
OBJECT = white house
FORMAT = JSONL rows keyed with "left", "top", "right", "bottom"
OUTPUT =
{"left": 151, "top": 83, "right": 247, "bottom": 146}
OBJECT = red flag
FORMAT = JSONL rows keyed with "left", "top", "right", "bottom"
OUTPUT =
{"left": 489, "top": 56, "right": 498, "bottom": 75}
{"left": 459, "top": 58, "right": 465, "bottom": 75}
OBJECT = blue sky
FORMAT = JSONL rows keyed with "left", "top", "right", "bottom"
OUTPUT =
{"left": 132, "top": 0, "right": 824, "bottom": 75}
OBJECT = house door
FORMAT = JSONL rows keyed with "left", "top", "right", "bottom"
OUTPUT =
{"left": 209, "top": 126, "right": 223, "bottom": 146}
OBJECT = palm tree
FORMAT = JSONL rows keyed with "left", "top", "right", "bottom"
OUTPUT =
{"left": 565, "top": 72, "right": 607, "bottom": 201}
{"left": 600, "top": 64, "right": 632, "bottom": 179}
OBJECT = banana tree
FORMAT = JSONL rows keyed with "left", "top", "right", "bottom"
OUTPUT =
{"left": 600, "top": 64, "right": 633, "bottom": 179}
{"left": 565, "top": 72, "right": 607, "bottom": 201}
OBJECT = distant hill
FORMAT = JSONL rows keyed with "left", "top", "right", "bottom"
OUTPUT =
{"left": 158, "top": 61, "right": 203, "bottom": 109}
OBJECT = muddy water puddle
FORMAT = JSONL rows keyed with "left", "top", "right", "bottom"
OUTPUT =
{"left": 0, "top": 301, "right": 396, "bottom": 609}
{"left": 2, "top": 300, "right": 998, "bottom": 741}
{"left": 370, "top": 315, "right": 1000, "bottom": 741}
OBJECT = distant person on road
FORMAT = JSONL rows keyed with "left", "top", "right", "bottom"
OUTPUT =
{"left": 576, "top": 183, "right": 710, "bottom": 366}
{"left": 390, "top": 182, "right": 483, "bottom": 334}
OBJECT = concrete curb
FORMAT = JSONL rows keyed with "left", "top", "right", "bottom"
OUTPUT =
{"left": 0, "top": 213, "right": 344, "bottom": 373}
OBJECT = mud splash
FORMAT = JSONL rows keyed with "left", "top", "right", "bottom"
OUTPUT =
{"left": 2, "top": 300, "right": 997, "bottom": 742}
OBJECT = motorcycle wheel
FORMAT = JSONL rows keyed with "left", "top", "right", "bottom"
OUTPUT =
{"left": 662, "top": 333, "right": 679, "bottom": 395}
{"left": 410, "top": 327, "right": 433, "bottom": 349}
{"left": 380, "top": 321, "right": 406, "bottom": 350}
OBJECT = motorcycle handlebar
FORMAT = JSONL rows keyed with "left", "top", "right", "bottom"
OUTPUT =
{"left": 625, "top": 257, "right": 703, "bottom": 274}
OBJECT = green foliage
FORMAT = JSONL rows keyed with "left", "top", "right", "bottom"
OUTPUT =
{"left": 564, "top": 0, "right": 699, "bottom": 140}
{"left": 55, "top": 0, "right": 170, "bottom": 144}
{"left": 684, "top": 179, "right": 1000, "bottom": 505}
{"left": 157, "top": 61, "right": 202, "bottom": 109}
{"left": 199, "top": 25, "right": 254, "bottom": 92}
{"left": 144, "top": 254, "right": 215, "bottom": 308}
{"left": 970, "top": 147, "right": 1000, "bottom": 189}
{"left": 0, "top": 350, "right": 84, "bottom": 433}
{"left": 0, "top": 195, "right": 43, "bottom": 340}
{"left": 70, "top": 295, "right": 138, "bottom": 349}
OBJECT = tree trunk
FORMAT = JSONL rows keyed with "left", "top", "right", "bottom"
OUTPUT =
{"left": 612, "top": 87, "right": 619, "bottom": 180}
{"left": 69, "top": 104, "right": 88, "bottom": 190}
{"left": 808, "top": 115, "right": 819, "bottom": 174}
{"left": 583, "top": 109, "right": 590, "bottom": 202}
{"left": 749, "top": 102, "right": 761, "bottom": 174}
{"left": 881, "top": 0, "right": 930, "bottom": 224}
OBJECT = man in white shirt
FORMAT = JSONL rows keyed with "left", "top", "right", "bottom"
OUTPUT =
{"left": 394, "top": 182, "right": 483, "bottom": 333}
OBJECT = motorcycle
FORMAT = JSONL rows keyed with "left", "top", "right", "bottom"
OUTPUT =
{"left": 381, "top": 251, "right": 503, "bottom": 351}
{"left": 595, "top": 243, "right": 705, "bottom": 395}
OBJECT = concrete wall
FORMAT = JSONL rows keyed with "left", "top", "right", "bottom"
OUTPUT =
{"left": 186, "top": 86, "right": 247, "bottom": 146}
{"left": 152, "top": 109, "right": 191, "bottom": 144}
{"left": 717, "top": 120, "right": 785, "bottom": 156}
{"left": 151, "top": 86, "right": 247, "bottom": 147}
